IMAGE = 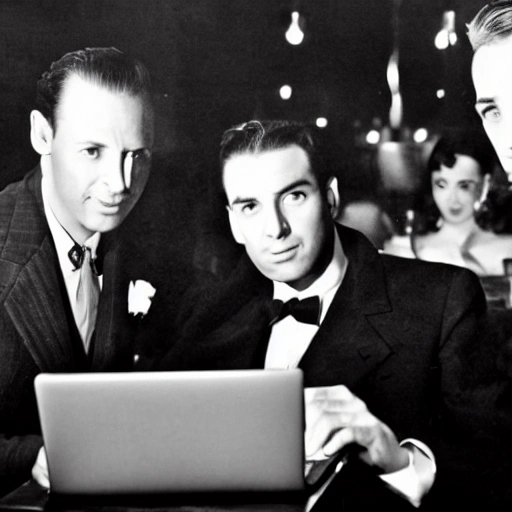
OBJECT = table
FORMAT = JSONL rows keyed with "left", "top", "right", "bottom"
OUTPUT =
{"left": 0, "top": 480, "right": 309, "bottom": 512}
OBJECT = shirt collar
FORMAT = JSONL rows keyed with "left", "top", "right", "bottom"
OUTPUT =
{"left": 273, "top": 229, "right": 348, "bottom": 302}
{"left": 41, "top": 174, "right": 100, "bottom": 276}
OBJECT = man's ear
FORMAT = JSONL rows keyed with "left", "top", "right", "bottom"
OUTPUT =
{"left": 226, "top": 205, "right": 245, "bottom": 245}
{"left": 325, "top": 177, "right": 340, "bottom": 219}
{"left": 30, "top": 110, "right": 53, "bottom": 156}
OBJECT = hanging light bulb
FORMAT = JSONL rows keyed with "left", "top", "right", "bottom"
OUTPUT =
{"left": 435, "top": 29, "right": 449, "bottom": 50}
{"left": 285, "top": 11, "right": 304, "bottom": 45}
{"left": 435, "top": 11, "right": 457, "bottom": 50}
{"left": 387, "top": 49, "right": 402, "bottom": 130}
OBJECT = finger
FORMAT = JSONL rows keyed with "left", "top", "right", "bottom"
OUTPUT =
{"left": 323, "top": 425, "right": 357, "bottom": 457}
{"left": 305, "top": 410, "right": 353, "bottom": 457}
{"left": 305, "top": 387, "right": 364, "bottom": 416}
{"left": 321, "top": 411, "right": 378, "bottom": 457}
{"left": 32, "top": 463, "right": 50, "bottom": 489}
{"left": 32, "top": 447, "right": 50, "bottom": 489}
{"left": 305, "top": 385, "right": 353, "bottom": 403}
{"left": 38, "top": 472, "right": 50, "bottom": 489}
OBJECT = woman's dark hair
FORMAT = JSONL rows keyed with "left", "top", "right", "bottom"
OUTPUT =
{"left": 415, "top": 129, "right": 496, "bottom": 234}
{"left": 475, "top": 174, "right": 512, "bottom": 233}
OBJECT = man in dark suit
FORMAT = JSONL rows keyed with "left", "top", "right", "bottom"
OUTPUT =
{"left": 0, "top": 47, "right": 154, "bottom": 496}
{"left": 160, "top": 120, "right": 495, "bottom": 508}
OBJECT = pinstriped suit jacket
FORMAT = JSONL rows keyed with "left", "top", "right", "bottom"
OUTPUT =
{"left": 0, "top": 167, "right": 134, "bottom": 496}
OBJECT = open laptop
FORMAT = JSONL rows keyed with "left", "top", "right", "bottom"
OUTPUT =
{"left": 34, "top": 369, "right": 309, "bottom": 496}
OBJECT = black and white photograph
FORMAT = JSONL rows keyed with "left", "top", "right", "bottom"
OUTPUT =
{"left": 0, "top": 1, "right": 511, "bottom": 511}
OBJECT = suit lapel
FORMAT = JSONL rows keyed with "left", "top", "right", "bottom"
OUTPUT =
{"left": 3, "top": 168, "right": 76, "bottom": 371}
{"left": 299, "top": 225, "right": 398, "bottom": 389}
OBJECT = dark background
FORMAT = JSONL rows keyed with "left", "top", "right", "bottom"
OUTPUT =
{"left": 0, "top": 0, "right": 492, "bottom": 278}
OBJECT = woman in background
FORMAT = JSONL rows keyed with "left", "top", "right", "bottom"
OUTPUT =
{"left": 384, "top": 129, "right": 512, "bottom": 276}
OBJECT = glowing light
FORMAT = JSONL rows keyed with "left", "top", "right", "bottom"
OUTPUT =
{"left": 435, "top": 11, "right": 457, "bottom": 50}
{"left": 436, "top": 89, "right": 445, "bottom": 99}
{"left": 386, "top": 50, "right": 399, "bottom": 95}
{"left": 413, "top": 128, "right": 428, "bottom": 143}
{"left": 366, "top": 130, "right": 380, "bottom": 145}
{"left": 285, "top": 11, "right": 304, "bottom": 45}
{"left": 386, "top": 50, "right": 402, "bottom": 129}
{"left": 316, "top": 117, "right": 328, "bottom": 128}
{"left": 279, "top": 85, "right": 292, "bottom": 100}
{"left": 435, "top": 30, "right": 449, "bottom": 50}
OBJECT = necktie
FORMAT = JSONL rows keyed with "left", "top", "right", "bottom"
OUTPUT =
{"left": 69, "top": 244, "right": 100, "bottom": 353}
{"left": 271, "top": 296, "right": 321, "bottom": 326}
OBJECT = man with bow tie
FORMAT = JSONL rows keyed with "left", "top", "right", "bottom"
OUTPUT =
{"left": 0, "top": 47, "right": 154, "bottom": 496}
{"left": 160, "top": 120, "right": 491, "bottom": 509}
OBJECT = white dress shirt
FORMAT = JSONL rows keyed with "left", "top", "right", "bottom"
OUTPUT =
{"left": 41, "top": 174, "right": 103, "bottom": 348}
{"left": 265, "top": 231, "right": 435, "bottom": 508}
{"left": 265, "top": 233, "right": 347, "bottom": 369}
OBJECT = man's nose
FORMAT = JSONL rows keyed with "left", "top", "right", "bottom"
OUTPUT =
{"left": 101, "top": 154, "right": 128, "bottom": 195}
{"left": 265, "top": 205, "right": 290, "bottom": 239}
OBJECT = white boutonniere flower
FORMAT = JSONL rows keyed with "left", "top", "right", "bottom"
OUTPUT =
{"left": 128, "top": 280, "right": 156, "bottom": 318}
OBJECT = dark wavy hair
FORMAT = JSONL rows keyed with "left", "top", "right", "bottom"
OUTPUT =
{"left": 415, "top": 128, "right": 497, "bottom": 235}
{"left": 218, "top": 120, "right": 334, "bottom": 202}
{"left": 36, "top": 47, "right": 152, "bottom": 130}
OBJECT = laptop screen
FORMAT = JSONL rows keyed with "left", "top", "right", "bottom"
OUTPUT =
{"left": 35, "top": 369, "right": 306, "bottom": 495}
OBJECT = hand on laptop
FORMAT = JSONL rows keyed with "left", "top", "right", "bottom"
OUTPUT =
{"left": 32, "top": 446, "right": 50, "bottom": 489}
{"left": 304, "top": 385, "right": 409, "bottom": 474}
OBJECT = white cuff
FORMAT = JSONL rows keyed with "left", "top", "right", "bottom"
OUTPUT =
{"left": 379, "top": 439, "right": 436, "bottom": 508}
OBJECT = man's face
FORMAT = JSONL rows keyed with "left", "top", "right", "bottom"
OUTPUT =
{"left": 472, "top": 36, "right": 512, "bottom": 180}
{"left": 224, "top": 145, "right": 337, "bottom": 291}
{"left": 44, "top": 74, "right": 154, "bottom": 243}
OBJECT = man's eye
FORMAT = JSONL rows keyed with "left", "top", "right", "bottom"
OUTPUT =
{"left": 480, "top": 106, "right": 501, "bottom": 121}
{"left": 241, "top": 202, "right": 259, "bottom": 215}
{"left": 132, "top": 149, "right": 152, "bottom": 161}
{"left": 82, "top": 148, "right": 99, "bottom": 159}
{"left": 283, "top": 191, "right": 306, "bottom": 204}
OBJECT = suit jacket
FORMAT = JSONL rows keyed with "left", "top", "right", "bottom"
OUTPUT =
{"left": 0, "top": 167, "right": 134, "bottom": 496}
{"left": 159, "top": 224, "right": 506, "bottom": 508}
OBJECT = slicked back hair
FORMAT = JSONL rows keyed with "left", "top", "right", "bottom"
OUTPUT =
{"left": 219, "top": 120, "right": 333, "bottom": 202}
{"left": 36, "top": 47, "right": 152, "bottom": 130}
{"left": 467, "top": 0, "right": 512, "bottom": 52}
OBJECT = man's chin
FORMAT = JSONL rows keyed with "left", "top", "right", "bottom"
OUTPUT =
{"left": 86, "top": 215, "right": 127, "bottom": 234}
{"left": 260, "top": 267, "right": 310, "bottom": 288}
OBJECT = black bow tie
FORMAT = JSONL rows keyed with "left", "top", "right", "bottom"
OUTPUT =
{"left": 270, "top": 296, "right": 321, "bottom": 326}
{"left": 68, "top": 243, "right": 102, "bottom": 276}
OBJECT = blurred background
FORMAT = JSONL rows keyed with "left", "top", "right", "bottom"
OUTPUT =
{"left": 0, "top": 0, "right": 495, "bottom": 280}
